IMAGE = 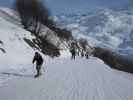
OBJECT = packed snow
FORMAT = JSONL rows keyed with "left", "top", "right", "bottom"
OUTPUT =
{"left": 0, "top": 9, "right": 34, "bottom": 70}
{"left": 0, "top": 57, "right": 133, "bottom": 100}
{"left": 0, "top": 7, "right": 35, "bottom": 85}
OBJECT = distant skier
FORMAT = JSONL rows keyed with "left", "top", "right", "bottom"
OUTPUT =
{"left": 81, "top": 50, "right": 84, "bottom": 57}
{"left": 70, "top": 48, "right": 76, "bottom": 60}
{"left": 32, "top": 52, "right": 43, "bottom": 78}
{"left": 76, "top": 48, "right": 80, "bottom": 56}
{"left": 85, "top": 51, "right": 90, "bottom": 59}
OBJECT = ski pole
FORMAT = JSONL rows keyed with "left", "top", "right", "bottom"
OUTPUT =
{"left": 33, "top": 63, "right": 36, "bottom": 74}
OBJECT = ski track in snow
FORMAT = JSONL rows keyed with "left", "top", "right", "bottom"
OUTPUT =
{"left": 0, "top": 57, "right": 133, "bottom": 100}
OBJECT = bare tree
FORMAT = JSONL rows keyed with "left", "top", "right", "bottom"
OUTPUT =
{"left": 15, "top": 0, "right": 54, "bottom": 34}
{"left": 52, "top": 27, "right": 73, "bottom": 40}
{"left": 79, "top": 38, "right": 88, "bottom": 50}
{"left": 15, "top": 0, "right": 73, "bottom": 57}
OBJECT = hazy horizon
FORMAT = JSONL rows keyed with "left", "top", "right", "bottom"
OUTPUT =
{"left": 0, "top": 0, "right": 133, "bottom": 15}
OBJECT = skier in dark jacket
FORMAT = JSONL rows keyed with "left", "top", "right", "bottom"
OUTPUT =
{"left": 85, "top": 51, "right": 90, "bottom": 59}
{"left": 81, "top": 50, "right": 84, "bottom": 57}
{"left": 32, "top": 52, "right": 43, "bottom": 78}
{"left": 70, "top": 48, "right": 76, "bottom": 60}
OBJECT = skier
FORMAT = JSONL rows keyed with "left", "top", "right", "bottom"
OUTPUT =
{"left": 70, "top": 48, "right": 76, "bottom": 60}
{"left": 85, "top": 50, "right": 90, "bottom": 59}
{"left": 81, "top": 50, "right": 84, "bottom": 57}
{"left": 76, "top": 48, "right": 80, "bottom": 56}
{"left": 32, "top": 52, "right": 44, "bottom": 78}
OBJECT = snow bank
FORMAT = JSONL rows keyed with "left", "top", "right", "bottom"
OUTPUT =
{"left": 0, "top": 8, "right": 35, "bottom": 71}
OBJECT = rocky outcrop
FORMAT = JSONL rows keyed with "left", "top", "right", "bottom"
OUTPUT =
{"left": 93, "top": 47, "right": 133, "bottom": 73}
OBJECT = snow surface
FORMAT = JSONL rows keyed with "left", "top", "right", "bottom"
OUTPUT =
{"left": 0, "top": 57, "right": 133, "bottom": 100}
{"left": 0, "top": 7, "right": 36, "bottom": 86}
{"left": 0, "top": 9, "right": 35, "bottom": 70}
{"left": 0, "top": 9, "right": 33, "bottom": 69}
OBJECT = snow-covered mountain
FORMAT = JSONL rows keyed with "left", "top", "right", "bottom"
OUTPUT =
{"left": 1, "top": 7, "right": 133, "bottom": 100}
{"left": 0, "top": 7, "right": 70, "bottom": 71}
{"left": 0, "top": 7, "right": 72, "bottom": 86}
{"left": 56, "top": 8, "right": 133, "bottom": 58}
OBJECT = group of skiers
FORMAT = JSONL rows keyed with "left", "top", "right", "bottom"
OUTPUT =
{"left": 32, "top": 44, "right": 92, "bottom": 78}
{"left": 70, "top": 48, "right": 91, "bottom": 60}
{"left": 70, "top": 43, "right": 91, "bottom": 60}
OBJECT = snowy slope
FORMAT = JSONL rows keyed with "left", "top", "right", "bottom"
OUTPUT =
{"left": 0, "top": 7, "right": 69, "bottom": 70}
{"left": 0, "top": 9, "right": 37, "bottom": 86}
{"left": 0, "top": 7, "right": 71, "bottom": 86}
{"left": 0, "top": 7, "right": 22, "bottom": 26}
{"left": 0, "top": 57, "right": 133, "bottom": 100}
{"left": 0, "top": 8, "right": 35, "bottom": 70}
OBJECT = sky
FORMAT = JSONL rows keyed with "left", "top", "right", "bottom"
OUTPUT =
{"left": 0, "top": 0, "right": 133, "bottom": 15}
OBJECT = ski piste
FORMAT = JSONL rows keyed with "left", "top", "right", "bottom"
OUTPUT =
{"left": 0, "top": 57, "right": 133, "bottom": 100}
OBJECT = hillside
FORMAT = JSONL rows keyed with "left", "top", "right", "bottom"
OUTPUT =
{"left": 0, "top": 7, "right": 71, "bottom": 68}
{"left": 0, "top": 7, "right": 35, "bottom": 70}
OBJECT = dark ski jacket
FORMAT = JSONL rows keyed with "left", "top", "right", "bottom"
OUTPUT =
{"left": 70, "top": 48, "right": 76, "bottom": 55}
{"left": 32, "top": 53, "right": 43, "bottom": 65}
